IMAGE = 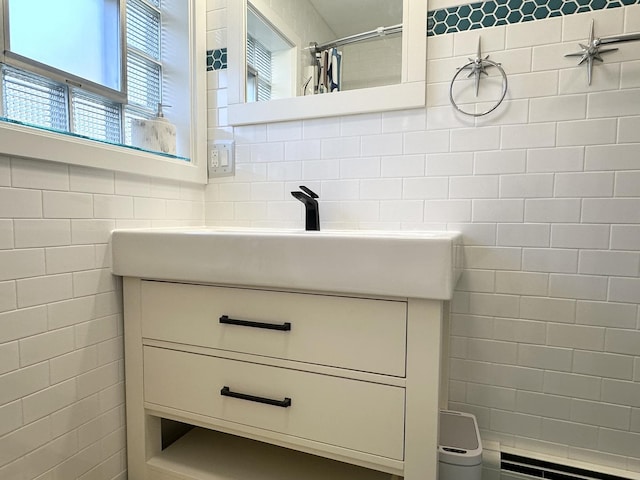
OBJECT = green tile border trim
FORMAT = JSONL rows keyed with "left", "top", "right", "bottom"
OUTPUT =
{"left": 207, "top": 48, "right": 227, "bottom": 71}
{"left": 427, "top": 0, "right": 640, "bottom": 36}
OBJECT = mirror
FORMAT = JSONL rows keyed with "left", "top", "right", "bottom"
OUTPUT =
{"left": 227, "top": 0, "right": 427, "bottom": 125}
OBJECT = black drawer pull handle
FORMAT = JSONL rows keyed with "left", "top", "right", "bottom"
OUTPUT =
{"left": 219, "top": 315, "right": 291, "bottom": 331}
{"left": 220, "top": 386, "right": 292, "bottom": 408}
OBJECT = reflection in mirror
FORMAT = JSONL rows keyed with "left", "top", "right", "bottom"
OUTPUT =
{"left": 245, "top": 0, "right": 403, "bottom": 102}
{"left": 227, "top": 0, "right": 426, "bottom": 125}
{"left": 246, "top": 4, "right": 296, "bottom": 102}
{"left": 307, "top": 0, "right": 403, "bottom": 94}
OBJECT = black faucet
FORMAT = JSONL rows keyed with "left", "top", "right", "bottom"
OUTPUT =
{"left": 291, "top": 186, "right": 320, "bottom": 231}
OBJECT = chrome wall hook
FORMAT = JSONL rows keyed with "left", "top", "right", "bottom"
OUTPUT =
{"left": 565, "top": 19, "right": 640, "bottom": 85}
{"left": 565, "top": 20, "right": 617, "bottom": 85}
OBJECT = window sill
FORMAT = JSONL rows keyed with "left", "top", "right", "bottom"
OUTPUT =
{"left": 0, "top": 116, "right": 207, "bottom": 184}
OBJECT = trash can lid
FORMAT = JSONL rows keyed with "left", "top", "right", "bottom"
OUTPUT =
{"left": 438, "top": 410, "right": 483, "bottom": 466}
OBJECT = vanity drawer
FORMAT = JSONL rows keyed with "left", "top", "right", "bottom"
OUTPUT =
{"left": 143, "top": 346, "right": 405, "bottom": 461}
{"left": 140, "top": 281, "right": 407, "bottom": 377}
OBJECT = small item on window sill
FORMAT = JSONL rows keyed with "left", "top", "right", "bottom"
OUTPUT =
{"left": 131, "top": 103, "right": 177, "bottom": 155}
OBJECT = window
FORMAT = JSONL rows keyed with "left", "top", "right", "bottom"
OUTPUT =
{"left": 0, "top": 0, "right": 205, "bottom": 183}
{"left": 5, "top": 0, "right": 123, "bottom": 97}
{"left": 0, "top": 0, "right": 160, "bottom": 146}
{"left": 0, "top": 0, "right": 182, "bottom": 157}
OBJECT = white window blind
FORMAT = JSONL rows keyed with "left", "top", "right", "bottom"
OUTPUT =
{"left": 246, "top": 35, "right": 272, "bottom": 102}
{"left": 127, "top": 0, "right": 161, "bottom": 60}
{"left": 124, "top": 0, "right": 163, "bottom": 145}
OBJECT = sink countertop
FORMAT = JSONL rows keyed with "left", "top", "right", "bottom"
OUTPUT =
{"left": 111, "top": 227, "right": 462, "bottom": 300}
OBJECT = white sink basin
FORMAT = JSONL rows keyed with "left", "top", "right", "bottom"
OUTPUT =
{"left": 111, "top": 227, "right": 462, "bottom": 300}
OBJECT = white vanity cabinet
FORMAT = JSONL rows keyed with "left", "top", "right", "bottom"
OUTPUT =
{"left": 123, "top": 279, "right": 448, "bottom": 480}
{"left": 114, "top": 228, "right": 461, "bottom": 480}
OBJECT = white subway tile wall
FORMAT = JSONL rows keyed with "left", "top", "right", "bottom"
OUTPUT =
{"left": 0, "top": 156, "right": 204, "bottom": 479}
{"left": 207, "top": 2, "right": 640, "bottom": 474}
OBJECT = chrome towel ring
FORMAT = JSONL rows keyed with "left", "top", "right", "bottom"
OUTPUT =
{"left": 449, "top": 58, "right": 508, "bottom": 117}
{"left": 448, "top": 38, "right": 508, "bottom": 117}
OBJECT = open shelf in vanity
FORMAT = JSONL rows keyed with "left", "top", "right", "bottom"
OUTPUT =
{"left": 148, "top": 426, "right": 395, "bottom": 480}
{"left": 113, "top": 227, "right": 462, "bottom": 480}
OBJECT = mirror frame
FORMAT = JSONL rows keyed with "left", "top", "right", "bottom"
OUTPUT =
{"left": 227, "top": 0, "right": 427, "bottom": 126}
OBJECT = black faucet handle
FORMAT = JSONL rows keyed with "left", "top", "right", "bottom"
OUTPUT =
{"left": 291, "top": 191, "right": 307, "bottom": 201}
{"left": 299, "top": 186, "right": 319, "bottom": 198}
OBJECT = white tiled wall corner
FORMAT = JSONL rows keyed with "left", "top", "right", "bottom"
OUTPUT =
{"left": 204, "top": 2, "right": 640, "bottom": 475}
{"left": 0, "top": 156, "right": 205, "bottom": 479}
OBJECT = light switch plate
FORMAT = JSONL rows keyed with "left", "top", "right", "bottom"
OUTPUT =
{"left": 207, "top": 141, "right": 235, "bottom": 178}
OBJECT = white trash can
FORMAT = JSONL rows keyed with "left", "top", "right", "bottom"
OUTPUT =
{"left": 438, "top": 410, "right": 483, "bottom": 480}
